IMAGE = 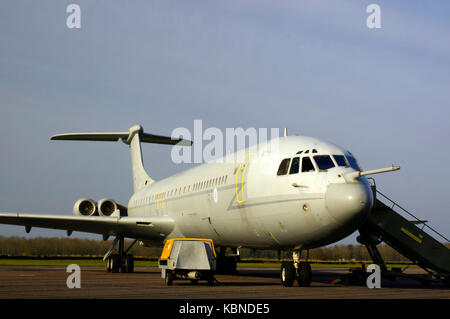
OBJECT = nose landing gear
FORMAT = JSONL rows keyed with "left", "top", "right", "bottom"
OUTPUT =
{"left": 280, "top": 250, "right": 312, "bottom": 287}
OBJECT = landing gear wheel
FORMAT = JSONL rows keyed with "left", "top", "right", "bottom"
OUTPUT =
{"left": 111, "top": 254, "right": 121, "bottom": 273}
{"left": 106, "top": 257, "right": 112, "bottom": 272}
{"left": 297, "top": 262, "right": 312, "bottom": 287}
{"left": 280, "top": 262, "right": 295, "bottom": 287}
{"left": 165, "top": 271, "right": 174, "bottom": 286}
{"left": 125, "top": 254, "right": 134, "bottom": 273}
{"left": 217, "top": 256, "right": 237, "bottom": 274}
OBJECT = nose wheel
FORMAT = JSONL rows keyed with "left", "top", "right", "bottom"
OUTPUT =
{"left": 280, "top": 262, "right": 296, "bottom": 287}
{"left": 280, "top": 250, "right": 312, "bottom": 287}
{"left": 297, "top": 262, "right": 312, "bottom": 287}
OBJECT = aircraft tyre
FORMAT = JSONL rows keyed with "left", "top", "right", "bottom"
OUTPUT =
{"left": 217, "top": 256, "right": 237, "bottom": 275}
{"left": 297, "top": 262, "right": 312, "bottom": 287}
{"left": 110, "top": 254, "right": 121, "bottom": 273}
{"left": 280, "top": 262, "right": 295, "bottom": 287}
{"left": 106, "top": 257, "right": 112, "bottom": 272}
{"left": 125, "top": 254, "right": 134, "bottom": 273}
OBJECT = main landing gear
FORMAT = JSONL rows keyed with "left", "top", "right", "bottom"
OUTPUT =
{"left": 216, "top": 247, "right": 238, "bottom": 275}
{"left": 105, "top": 236, "right": 137, "bottom": 273}
{"left": 280, "top": 250, "right": 312, "bottom": 287}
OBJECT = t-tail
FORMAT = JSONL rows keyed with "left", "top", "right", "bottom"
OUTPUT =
{"left": 51, "top": 124, "right": 192, "bottom": 192}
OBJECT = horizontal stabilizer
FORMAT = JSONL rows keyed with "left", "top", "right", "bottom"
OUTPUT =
{"left": 51, "top": 125, "right": 192, "bottom": 146}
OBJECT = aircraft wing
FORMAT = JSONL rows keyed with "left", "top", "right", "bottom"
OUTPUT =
{"left": 0, "top": 213, "right": 175, "bottom": 241}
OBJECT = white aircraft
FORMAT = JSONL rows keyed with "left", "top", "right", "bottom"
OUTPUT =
{"left": 0, "top": 125, "right": 399, "bottom": 287}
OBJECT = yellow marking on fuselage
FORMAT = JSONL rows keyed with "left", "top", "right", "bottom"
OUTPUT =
{"left": 269, "top": 232, "right": 281, "bottom": 245}
{"left": 236, "top": 153, "right": 253, "bottom": 204}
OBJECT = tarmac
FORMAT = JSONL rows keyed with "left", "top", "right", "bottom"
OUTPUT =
{"left": 0, "top": 266, "right": 448, "bottom": 299}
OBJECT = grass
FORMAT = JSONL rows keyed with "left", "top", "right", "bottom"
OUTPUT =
{"left": 0, "top": 259, "right": 158, "bottom": 267}
{"left": 0, "top": 258, "right": 417, "bottom": 269}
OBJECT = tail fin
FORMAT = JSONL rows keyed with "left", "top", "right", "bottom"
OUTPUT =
{"left": 51, "top": 124, "right": 192, "bottom": 192}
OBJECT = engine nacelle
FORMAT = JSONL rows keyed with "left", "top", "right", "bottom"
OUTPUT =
{"left": 98, "top": 199, "right": 128, "bottom": 217}
{"left": 73, "top": 198, "right": 98, "bottom": 216}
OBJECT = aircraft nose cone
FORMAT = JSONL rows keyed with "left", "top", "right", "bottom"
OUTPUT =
{"left": 325, "top": 183, "right": 373, "bottom": 225}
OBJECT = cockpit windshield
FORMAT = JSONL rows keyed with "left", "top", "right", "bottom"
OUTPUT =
{"left": 313, "top": 155, "right": 335, "bottom": 171}
{"left": 333, "top": 155, "right": 347, "bottom": 167}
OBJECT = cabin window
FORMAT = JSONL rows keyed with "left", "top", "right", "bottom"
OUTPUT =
{"left": 313, "top": 155, "right": 335, "bottom": 171}
{"left": 277, "top": 158, "right": 291, "bottom": 176}
{"left": 333, "top": 155, "right": 347, "bottom": 167}
{"left": 301, "top": 157, "right": 315, "bottom": 172}
{"left": 289, "top": 157, "right": 300, "bottom": 174}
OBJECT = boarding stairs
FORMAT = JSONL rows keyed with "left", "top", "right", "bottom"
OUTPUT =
{"left": 355, "top": 181, "right": 450, "bottom": 286}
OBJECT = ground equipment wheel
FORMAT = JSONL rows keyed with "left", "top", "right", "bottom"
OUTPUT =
{"left": 280, "top": 262, "right": 295, "bottom": 287}
{"left": 165, "top": 271, "right": 174, "bottom": 286}
{"left": 206, "top": 273, "right": 215, "bottom": 286}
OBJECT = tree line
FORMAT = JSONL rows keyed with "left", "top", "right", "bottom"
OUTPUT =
{"left": 2, "top": 235, "right": 443, "bottom": 262}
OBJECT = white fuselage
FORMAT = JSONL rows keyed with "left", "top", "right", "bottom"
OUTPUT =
{"left": 127, "top": 136, "right": 373, "bottom": 250}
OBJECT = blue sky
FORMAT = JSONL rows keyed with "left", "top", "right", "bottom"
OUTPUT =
{"left": 0, "top": 1, "right": 449, "bottom": 244}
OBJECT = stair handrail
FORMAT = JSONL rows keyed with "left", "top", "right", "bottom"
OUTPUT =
{"left": 376, "top": 190, "right": 450, "bottom": 244}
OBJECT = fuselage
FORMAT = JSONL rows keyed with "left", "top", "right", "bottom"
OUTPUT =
{"left": 127, "top": 136, "right": 374, "bottom": 250}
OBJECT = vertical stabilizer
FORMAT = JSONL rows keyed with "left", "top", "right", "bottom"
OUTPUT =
{"left": 127, "top": 125, "right": 153, "bottom": 192}
{"left": 51, "top": 124, "right": 192, "bottom": 193}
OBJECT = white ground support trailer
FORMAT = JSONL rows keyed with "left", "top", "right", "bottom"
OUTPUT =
{"left": 158, "top": 238, "right": 217, "bottom": 286}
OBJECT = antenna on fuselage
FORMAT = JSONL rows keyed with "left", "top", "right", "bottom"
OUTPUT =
{"left": 283, "top": 128, "right": 288, "bottom": 137}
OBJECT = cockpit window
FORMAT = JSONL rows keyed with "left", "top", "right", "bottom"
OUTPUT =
{"left": 333, "top": 155, "right": 347, "bottom": 167}
{"left": 313, "top": 155, "right": 335, "bottom": 171}
{"left": 277, "top": 158, "right": 291, "bottom": 176}
{"left": 296, "top": 150, "right": 303, "bottom": 154}
{"left": 346, "top": 155, "right": 361, "bottom": 171}
{"left": 301, "top": 157, "right": 315, "bottom": 172}
{"left": 289, "top": 157, "right": 300, "bottom": 174}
